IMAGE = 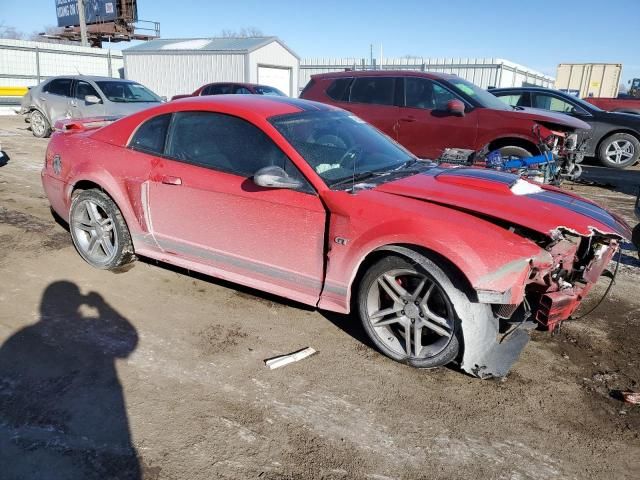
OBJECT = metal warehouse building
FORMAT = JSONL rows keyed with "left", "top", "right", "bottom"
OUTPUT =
{"left": 299, "top": 57, "right": 554, "bottom": 92}
{"left": 124, "top": 37, "right": 300, "bottom": 99}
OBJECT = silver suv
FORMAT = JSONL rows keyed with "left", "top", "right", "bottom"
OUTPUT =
{"left": 20, "top": 75, "right": 163, "bottom": 137}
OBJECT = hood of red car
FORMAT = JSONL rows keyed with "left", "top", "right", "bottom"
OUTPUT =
{"left": 502, "top": 107, "right": 591, "bottom": 130}
{"left": 374, "top": 167, "right": 631, "bottom": 240}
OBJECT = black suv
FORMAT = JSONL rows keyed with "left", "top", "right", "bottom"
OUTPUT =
{"left": 491, "top": 86, "right": 640, "bottom": 169}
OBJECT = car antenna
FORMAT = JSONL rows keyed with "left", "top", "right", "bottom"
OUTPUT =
{"left": 351, "top": 150, "right": 357, "bottom": 194}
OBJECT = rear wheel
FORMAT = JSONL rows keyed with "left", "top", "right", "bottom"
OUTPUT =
{"left": 30, "top": 110, "right": 51, "bottom": 138}
{"left": 69, "top": 189, "right": 135, "bottom": 270}
{"left": 358, "top": 254, "right": 460, "bottom": 368}
{"left": 598, "top": 133, "right": 639, "bottom": 169}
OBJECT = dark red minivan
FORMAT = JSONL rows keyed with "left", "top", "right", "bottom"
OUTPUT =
{"left": 301, "top": 71, "right": 589, "bottom": 159}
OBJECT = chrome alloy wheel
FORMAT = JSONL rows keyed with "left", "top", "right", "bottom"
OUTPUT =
{"left": 605, "top": 140, "right": 635, "bottom": 164}
{"left": 30, "top": 111, "right": 47, "bottom": 137}
{"left": 71, "top": 199, "right": 118, "bottom": 263}
{"left": 365, "top": 268, "right": 455, "bottom": 359}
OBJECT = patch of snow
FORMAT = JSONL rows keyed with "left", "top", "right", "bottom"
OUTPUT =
{"left": 511, "top": 178, "right": 543, "bottom": 196}
{"left": 160, "top": 39, "right": 210, "bottom": 50}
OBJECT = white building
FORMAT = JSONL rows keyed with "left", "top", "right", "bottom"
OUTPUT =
{"left": 124, "top": 37, "right": 300, "bottom": 98}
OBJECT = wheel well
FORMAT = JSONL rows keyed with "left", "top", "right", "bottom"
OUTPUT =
{"left": 595, "top": 129, "right": 640, "bottom": 154}
{"left": 349, "top": 244, "right": 477, "bottom": 311}
{"left": 72, "top": 180, "right": 104, "bottom": 198}
{"left": 488, "top": 137, "right": 539, "bottom": 155}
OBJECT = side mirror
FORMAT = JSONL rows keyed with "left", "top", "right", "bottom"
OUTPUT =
{"left": 447, "top": 99, "right": 465, "bottom": 117}
{"left": 253, "top": 165, "right": 302, "bottom": 190}
{"left": 85, "top": 95, "right": 101, "bottom": 104}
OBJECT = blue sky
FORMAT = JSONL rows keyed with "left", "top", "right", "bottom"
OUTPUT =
{"left": 2, "top": 0, "right": 638, "bottom": 83}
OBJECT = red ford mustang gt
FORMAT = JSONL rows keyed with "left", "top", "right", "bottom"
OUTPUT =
{"left": 41, "top": 95, "right": 632, "bottom": 378}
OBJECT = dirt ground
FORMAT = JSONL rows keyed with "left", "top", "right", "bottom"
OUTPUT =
{"left": 0, "top": 115, "right": 639, "bottom": 480}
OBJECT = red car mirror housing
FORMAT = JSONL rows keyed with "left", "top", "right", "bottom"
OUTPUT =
{"left": 447, "top": 99, "right": 466, "bottom": 117}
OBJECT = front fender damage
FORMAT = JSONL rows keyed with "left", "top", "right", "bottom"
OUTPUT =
{"left": 463, "top": 226, "right": 624, "bottom": 379}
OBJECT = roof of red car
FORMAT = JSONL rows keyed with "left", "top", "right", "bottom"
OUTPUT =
{"left": 311, "top": 70, "right": 458, "bottom": 80}
{"left": 171, "top": 94, "right": 336, "bottom": 117}
{"left": 92, "top": 95, "right": 338, "bottom": 146}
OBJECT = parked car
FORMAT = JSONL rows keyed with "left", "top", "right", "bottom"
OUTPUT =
{"left": 491, "top": 87, "right": 640, "bottom": 169}
{"left": 299, "top": 71, "right": 589, "bottom": 160}
{"left": 41, "top": 96, "right": 631, "bottom": 378}
{"left": 583, "top": 95, "right": 640, "bottom": 116}
{"left": 171, "top": 82, "right": 286, "bottom": 101}
{"left": 20, "top": 75, "right": 163, "bottom": 138}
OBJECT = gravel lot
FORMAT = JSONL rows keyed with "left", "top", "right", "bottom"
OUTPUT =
{"left": 0, "top": 115, "right": 639, "bottom": 479}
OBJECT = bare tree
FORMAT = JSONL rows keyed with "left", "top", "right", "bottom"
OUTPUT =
{"left": 220, "top": 27, "right": 265, "bottom": 38}
{"left": 29, "top": 25, "right": 63, "bottom": 42}
{"left": 0, "top": 21, "right": 26, "bottom": 39}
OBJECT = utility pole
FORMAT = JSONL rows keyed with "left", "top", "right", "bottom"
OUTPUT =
{"left": 78, "top": 0, "right": 89, "bottom": 47}
{"left": 370, "top": 44, "right": 373, "bottom": 69}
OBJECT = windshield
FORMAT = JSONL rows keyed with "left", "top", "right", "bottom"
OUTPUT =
{"left": 446, "top": 78, "right": 511, "bottom": 110}
{"left": 255, "top": 85, "right": 286, "bottom": 96}
{"left": 270, "top": 110, "right": 415, "bottom": 187}
{"left": 96, "top": 81, "right": 161, "bottom": 103}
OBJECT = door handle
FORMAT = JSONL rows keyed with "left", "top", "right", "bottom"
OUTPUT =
{"left": 161, "top": 175, "right": 182, "bottom": 185}
{"left": 400, "top": 116, "right": 416, "bottom": 123}
{"left": 39, "top": 97, "right": 46, "bottom": 102}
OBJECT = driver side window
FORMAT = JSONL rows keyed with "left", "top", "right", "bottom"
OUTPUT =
{"left": 405, "top": 78, "right": 458, "bottom": 110}
{"left": 75, "top": 81, "right": 101, "bottom": 101}
{"left": 166, "top": 111, "right": 312, "bottom": 191}
{"left": 532, "top": 93, "right": 580, "bottom": 114}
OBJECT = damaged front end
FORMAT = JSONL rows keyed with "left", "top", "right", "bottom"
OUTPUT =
{"left": 462, "top": 227, "right": 622, "bottom": 379}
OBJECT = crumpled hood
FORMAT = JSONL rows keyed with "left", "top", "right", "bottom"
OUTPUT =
{"left": 374, "top": 167, "right": 631, "bottom": 240}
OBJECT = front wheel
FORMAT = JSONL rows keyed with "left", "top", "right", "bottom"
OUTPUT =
{"left": 598, "top": 133, "right": 640, "bottom": 169}
{"left": 30, "top": 110, "right": 51, "bottom": 138}
{"left": 497, "top": 146, "right": 532, "bottom": 158}
{"left": 357, "top": 254, "right": 460, "bottom": 368}
{"left": 69, "top": 189, "right": 135, "bottom": 270}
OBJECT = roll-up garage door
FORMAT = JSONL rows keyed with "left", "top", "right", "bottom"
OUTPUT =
{"left": 257, "top": 66, "right": 291, "bottom": 96}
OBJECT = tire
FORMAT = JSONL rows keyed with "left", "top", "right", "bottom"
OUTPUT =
{"left": 30, "top": 109, "right": 51, "bottom": 138}
{"left": 497, "top": 146, "right": 532, "bottom": 158}
{"left": 69, "top": 189, "right": 135, "bottom": 270}
{"left": 632, "top": 223, "right": 640, "bottom": 261}
{"left": 357, "top": 254, "right": 461, "bottom": 368}
{"left": 597, "top": 133, "right": 640, "bottom": 169}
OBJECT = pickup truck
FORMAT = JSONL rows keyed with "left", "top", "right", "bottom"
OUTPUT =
{"left": 584, "top": 96, "right": 640, "bottom": 115}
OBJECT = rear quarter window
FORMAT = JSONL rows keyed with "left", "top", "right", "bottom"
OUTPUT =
{"left": 326, "top": 78, "right": 353, "bottom": 101}
{"left": 44, "top": 78, "right": 73, "bottom": 97}
{"left": 300, "top": 78, "right": 316, "bottom": 97}
{"left": 129, "top": 113, "right": 172, "bottom": 155}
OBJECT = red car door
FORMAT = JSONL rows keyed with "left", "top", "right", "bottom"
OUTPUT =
{"left": 146, "top": 111, "right": 327, "bottom": 304}
{"left": 341, "top": 76, "right": 400, "bottom": 140}
{"left": 396, "top": 77, "right": 478, "bottom": 159}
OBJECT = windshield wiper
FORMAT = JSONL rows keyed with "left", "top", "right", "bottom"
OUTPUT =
{"left": 330, "top": 170, "right": 384, "bottom": 188}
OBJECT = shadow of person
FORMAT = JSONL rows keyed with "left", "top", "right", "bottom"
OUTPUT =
{"left": 0, "top": 281, "right": 140, "bottom": 479}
